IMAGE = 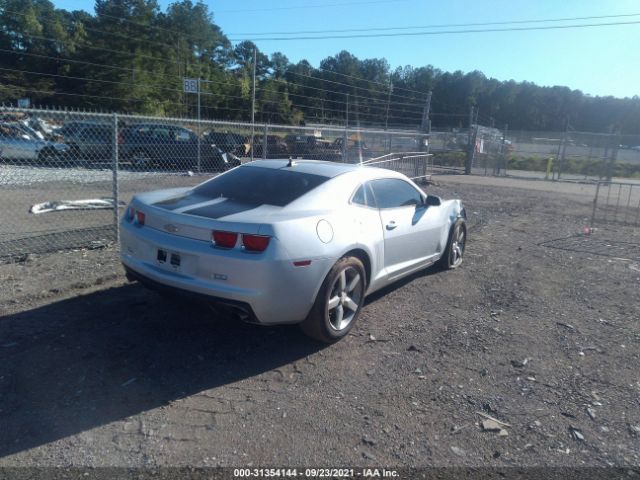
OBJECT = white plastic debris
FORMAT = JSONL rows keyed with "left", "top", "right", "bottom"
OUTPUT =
{"left": 29, "top": 198, "right": 125, "bottom": 214}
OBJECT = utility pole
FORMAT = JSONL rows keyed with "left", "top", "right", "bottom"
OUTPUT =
{"left": 467, "top": 105, "right": 475, "bottom": 148}
{"left": 345, "top": 93, "right": 349, "bottom": 128}
{"left": 251, "top": 48, "right": 256, "bottom": 162}
{"left": 466, "top": 105, "right": 477, "bottom": 175}
{"left": 420, "top": 90, "right": 432, "bottom": 153}
{"left": 384, "top": 81, "right": 393, "bottom": 131}
{"left": 421, "top": 91, "right": 432, "bottom": 132}
{"left": 342, "top": 94, "right": 349, "bottom": 163}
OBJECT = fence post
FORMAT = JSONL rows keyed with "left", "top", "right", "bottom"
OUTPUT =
{"left": 498, "top": 123, "right": 508, "bottom": 176}
{"left": 554, "top": 119, "right": 569, "bottom": 180}
{"left": 590, "top": 181, "right": 601, "bottom": 228}
{"left": 262, "top": 124, "right": 268, "bottom": 160}
{"left": 342, "top": 126, "right": 348, "bottom": 163}
{"left": 605, "top": 131, "right": 620, "bottom": 182}
{"left": 112, "top": 113, "right": 120, "bottom": 244}
{"left": 197, "top": 78, "right": 201, "bottom": 174}
{"left": 465, "top": 106, "right": 475, "bottom": 174}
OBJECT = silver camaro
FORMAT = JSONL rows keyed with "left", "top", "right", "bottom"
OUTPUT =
{"left": 121, "top": 159, "right": 466, "bottom": 342}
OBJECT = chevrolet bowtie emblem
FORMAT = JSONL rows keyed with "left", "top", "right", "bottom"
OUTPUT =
{"left": 163, "top": 224, "right": 178, "bottom": 233}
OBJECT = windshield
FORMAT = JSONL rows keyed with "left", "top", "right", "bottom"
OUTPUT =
{"left": 193, "top": 165, "right": 329, "bottom": 207}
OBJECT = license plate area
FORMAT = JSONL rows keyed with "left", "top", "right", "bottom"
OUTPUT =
{"left": 157, "top": 249, "right": 181, "bottom": 269}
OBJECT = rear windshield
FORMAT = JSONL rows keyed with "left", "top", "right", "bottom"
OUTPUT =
{"left": 193, "top": 165, "right": 329, "bottom": 207}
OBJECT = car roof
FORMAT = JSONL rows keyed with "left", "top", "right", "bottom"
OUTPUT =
{"left": 241, "top": 159, "right": 404, "bottom": 180}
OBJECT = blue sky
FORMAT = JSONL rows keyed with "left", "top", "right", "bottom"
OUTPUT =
{"left": 52, "top": 0, "right": 640, "bottom": 98}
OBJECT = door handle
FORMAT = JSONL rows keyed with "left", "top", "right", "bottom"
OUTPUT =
{"left": 386, "top": 221, "right": 397, "bottom": 230}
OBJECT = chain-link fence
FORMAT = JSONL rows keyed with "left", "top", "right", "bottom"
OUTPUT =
{"left": 0, "top": 107, "right": 431, "bottom": 261}
{"left": 428, "top": 124, "right": 640, "bottom": 182}
{"left": 4, "top": 105, "right": 638, "bottom": 262}
{"left": 0, "top": 109, "right": 118, "bottom": 261}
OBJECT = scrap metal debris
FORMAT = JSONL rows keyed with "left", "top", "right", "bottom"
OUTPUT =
{"left": 476, "top": 411, "right": 511, "bottom": 437}
{"left": 30, "top": 198, "right": 125, "bottom": 214}
{"left": 569, "top": 427, "right": 584, "bottom": 441}
{"left": 510, "top": 358, "right": 530, "bottom": 368}
{"left": 479, "top": 415, "right": 509, "bottom": 436}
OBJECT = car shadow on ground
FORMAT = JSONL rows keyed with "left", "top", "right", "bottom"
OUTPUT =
{"left": 0, "top": 283, "right": 325, "bottom": 458}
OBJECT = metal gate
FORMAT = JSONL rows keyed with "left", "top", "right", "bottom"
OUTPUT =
{"left": 590, "top": 181, "right": 640, "bottom": 228}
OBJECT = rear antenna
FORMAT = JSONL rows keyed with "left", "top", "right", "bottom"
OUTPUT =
{"left": 287, "top": 156, "right": 297, "bottom": 167}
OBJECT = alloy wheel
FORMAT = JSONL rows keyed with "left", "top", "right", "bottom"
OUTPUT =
{"left": 450, "top": 225, "right": 465, "bottom": 267}
{"left": 327, "top": 266, "right": 363, "bottom": 331}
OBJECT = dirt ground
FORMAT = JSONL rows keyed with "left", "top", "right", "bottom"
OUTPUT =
{"left": 0, "top": 175, "right": 639, "bottom": 470}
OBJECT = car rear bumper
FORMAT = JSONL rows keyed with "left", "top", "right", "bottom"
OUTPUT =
{"left": 120, "top": 222, "right": 334, "bottom": 325}
{"left": 123, "top": 265, "right": 259, "bottom": 322}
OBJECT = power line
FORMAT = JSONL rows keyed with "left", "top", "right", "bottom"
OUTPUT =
{"left": 0, "top": 79, "right": 254, "bottom": 117}
{"left": 0, "top": 46, "right": 242, "bottom": 90}
{"left": 20, "top": 32, "right": 200, "bottom": 77}
{"left": 3, "top": 6, "right": 431, "bottom": 99}
{"left": 277, "top": 74, "right": 425, "bottom": 106}
{"left": 270, "top": 99, "right": 422, "bottom": 121}
{"left": 285, "top": 69, "right": 426, "bottom": 103}
{"left": 269, "top": 75, "right": 422, "bottom": 107}
{"left": 257, "top": 86, "right": 424, "bottom": 114}
{"left": 70, "top": 10, "right": 226, "bottom": 51}
{"left": 1, "top": 7, "right": 209, "bottom": 55}
{"left": 229, "top": 19, "right": 640, "bottom": 41}
{"left": 230, "top": 11, "right": 640, "bottom": 35}
{"left": 2, "top": 46, "right": 424, "bottom": 115}
{"left": 0, "top": 67, "right": 421, "bottom": 124}
{"left": 0, "top": 66, "right": 253, "bottom": 103}
{"left": 215, "top": 0, "right": 407, "bottom": 14}
{"left": 315, "top": 67, "right": 426, "bottom": 97}
{"left": 2, "top": 13, "right": 239, "bottom": 88}
{"left": 3, "top": 32, "right": 422, "bottom": 107}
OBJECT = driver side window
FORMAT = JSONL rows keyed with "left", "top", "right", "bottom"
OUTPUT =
{"left": 370, "top": 178, "right": 422, "bottom": 209}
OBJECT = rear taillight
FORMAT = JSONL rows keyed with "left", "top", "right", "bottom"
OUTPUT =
{"left": 242, "top": 234, "right": 270, "bottom": 252}
{"left": 125, "top": 206, "right": 135, "bottom": 222}
{"left": 211, "top": 231, "right": 270, "bottom": 252}
{"left": 125, "top": 206, "right": 145, "bottom": 226}
{"left": 212, "top": 230, "right": 238, "bottom": 248}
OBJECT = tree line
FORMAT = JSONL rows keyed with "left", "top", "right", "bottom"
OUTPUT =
{"left": 1, "top": 0, "right": 639, "bottom": 134}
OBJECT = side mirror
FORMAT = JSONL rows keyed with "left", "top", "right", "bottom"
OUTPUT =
{"left": 424, "top": 195, "right": 441, "bottom": 207}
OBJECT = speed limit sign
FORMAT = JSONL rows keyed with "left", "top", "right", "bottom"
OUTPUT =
{"left": 183, "top": 78, "right": 199, "bottom": 93}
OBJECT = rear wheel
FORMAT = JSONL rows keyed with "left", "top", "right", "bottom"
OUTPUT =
{"left": 300, "top": 256, "right": 366, "bottom": 343}
{"left": 438, "top": 219, "right": 466, "bottom": 269}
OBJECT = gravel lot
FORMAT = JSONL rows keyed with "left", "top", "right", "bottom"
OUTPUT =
{"left": 0, "top": 175, "right": 639, "bottom": 469}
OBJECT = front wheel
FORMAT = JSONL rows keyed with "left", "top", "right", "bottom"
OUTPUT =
{"left": 438, "top": 219, "right": 466, "bottom": 269}
{"left": 300, "top": 256, "right": 366, "bottom": 343}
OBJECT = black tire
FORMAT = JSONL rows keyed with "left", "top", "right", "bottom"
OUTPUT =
{"left": 37, "top": 147, "right": 57, "bottom": 165}
{"left": 300, "top": 256, "right": 366, "bottom": 343}
{"left": 437, "top": 218, "right": 466, "bottom": 270}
